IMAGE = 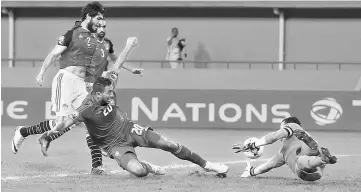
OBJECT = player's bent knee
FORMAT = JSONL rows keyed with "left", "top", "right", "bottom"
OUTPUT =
{"left": 119, "top": 152, "right": 148, "bottom": 177}
{"left": 126, "top": 160, "right": 148, "bottom": 177}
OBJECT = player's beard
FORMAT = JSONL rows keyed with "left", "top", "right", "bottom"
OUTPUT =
{"left": 99, "top": 96, "right": 112, "bottom": 106}
{"left": 98, "top": 98, "right": 108, "bottom": 106}
{"left": 87, "top": 20, "right": 97, "bottom": 33}
{"left": 98, "top": 32, "right": 105, "bottom": 39}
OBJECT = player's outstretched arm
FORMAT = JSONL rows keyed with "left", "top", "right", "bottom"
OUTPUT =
{"left": 254, "top": 129, "right": 289, "bottom": 147}
{"left": 111, "top": 37, "right": 138, "bottom": 74}
{"left": 108, "top": 53, "right": 143, "bottom": 75}
{"left": 105, "top": 37, "right": 138, "bottom": 87}
{"left": 47, "top": 116, "right": 79, "bottom": 136}
{"left": 233, "top": 129, "right": 289, "bottom": 153}
{"left": 36, "top": 45, "right": 67, "bottom": 86}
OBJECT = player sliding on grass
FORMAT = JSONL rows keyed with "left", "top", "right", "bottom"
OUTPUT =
{"left": 233, "top": 117, "right": 337, "bottom": 181}
{"left": 39, "top": 75, "right": 229, "bottom": 177}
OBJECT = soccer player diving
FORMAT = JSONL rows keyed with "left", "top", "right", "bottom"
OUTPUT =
{"left": 232, "top": 117, "right": 337, "bottom": 181}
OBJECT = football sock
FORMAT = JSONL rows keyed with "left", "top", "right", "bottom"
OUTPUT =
{"left": 86, "top": 134, "right": 103, "bottom": 168}
{"left": 173, "top": 144, "right": 207, "bottom": 168}
{"left": 20, "top": 120, "right": 54, "bottom": 137}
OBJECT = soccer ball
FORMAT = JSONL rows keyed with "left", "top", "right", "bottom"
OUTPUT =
{"left": 243, "top": 137, "right": 264, "bottom": 159}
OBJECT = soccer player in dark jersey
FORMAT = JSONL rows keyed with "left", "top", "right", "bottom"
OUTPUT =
{"left": 11, "top": 1, "right": 140, "bottom": 175}
{"left": 40, "top": 76, "right": 229, "bottom": 177}
{"left": 11, "top": 1, "right": 106, "bottom": 173}
{"left": 83, "top": 18, "right": 143, "bottom": 84}
{"left": 36, "top": 18, "right": 143, "bottom": 171}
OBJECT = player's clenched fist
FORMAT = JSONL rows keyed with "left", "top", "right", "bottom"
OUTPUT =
{"left": 126, "top": 37, "right": 138, "bottom": 48}
{"left": 36, "top": 72, "right": 45, "bottom": 87}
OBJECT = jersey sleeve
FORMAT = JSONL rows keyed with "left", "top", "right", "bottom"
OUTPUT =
{"left": 57, "top": 30, "right": 73, "bottom": 47}
{"left": 283, "top": 126, "right": 294, "bottom": 137}
{"left": 280, "top": 124, "right": 296, "bottom": 137}
{"left": 105, "top": 38, "right": 114, "bottom": 54}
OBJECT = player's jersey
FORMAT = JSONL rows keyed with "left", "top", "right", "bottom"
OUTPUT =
{"left": 280, "top": 123, "right": 307, "bottom": 161}
{"left": 70, "top": 94, "right": 131, "bottom": 149}
{"left": 85, "top": 38, "right": 114, "bottom": 83}
{"left": 57, "top": 21, "right": 98, "bottom": 70}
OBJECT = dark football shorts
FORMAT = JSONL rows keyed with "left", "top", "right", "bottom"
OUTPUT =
{"left": 106, "top": 121, "right": 153, "bottom": 161}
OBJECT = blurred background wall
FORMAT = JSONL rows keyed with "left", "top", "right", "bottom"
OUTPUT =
{"left": 2, "top": 5, "right": 361, "bottom": 64}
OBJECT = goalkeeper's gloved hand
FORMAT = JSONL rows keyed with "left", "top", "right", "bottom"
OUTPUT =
{"left": 232, "top": 142, "right": 257, "bottom": 153}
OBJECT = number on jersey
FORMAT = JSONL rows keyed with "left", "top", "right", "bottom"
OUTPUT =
{"left": 86, "top": 37, "right": 91, "bottom": 47}
{"left": 101, "top": 49, "right": 105, "bottom": 57}
{"left": 131, "top": 124, "right": 145, "bottom": 136}
{"left": 103, "top": 104, "right": 113, "bottom": 116}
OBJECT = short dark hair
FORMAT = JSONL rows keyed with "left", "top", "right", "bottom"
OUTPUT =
{"left": 81, "top": 1, "right": 105, "bottom": 21}
{"left": 282, "top": 116, "right": 301, "bottom": 126}
{"left": 92, "top": 77, "right": 112, "bottom": 94}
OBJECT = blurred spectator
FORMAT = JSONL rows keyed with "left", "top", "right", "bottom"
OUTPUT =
{"left": 166, "top": 28, "right": 187, "bottom": 69}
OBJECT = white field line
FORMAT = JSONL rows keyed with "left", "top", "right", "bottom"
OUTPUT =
{"left": 2, "top": 154, "right": 360, "bottom": 182}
